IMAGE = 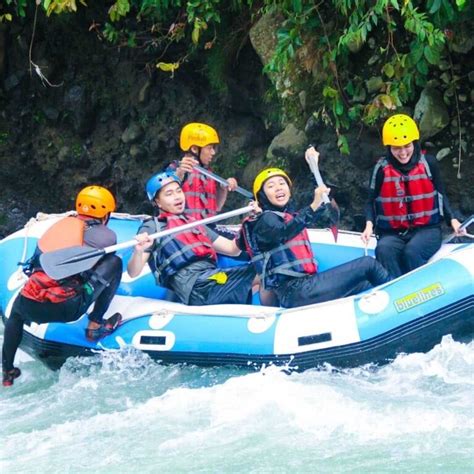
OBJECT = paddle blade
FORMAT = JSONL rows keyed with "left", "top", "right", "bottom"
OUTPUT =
{"left": 330, "top": 224, "right": 339, "bottom": 242}
{"left": 40, "top": 245, "right": 104, "bottom": 280}
{"left": 324, "top": 199, "right": 340, "bottom": 242}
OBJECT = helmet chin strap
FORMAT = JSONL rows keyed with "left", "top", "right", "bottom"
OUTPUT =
{"left": 188, "top": 146, "right": 203, "bottom": 165}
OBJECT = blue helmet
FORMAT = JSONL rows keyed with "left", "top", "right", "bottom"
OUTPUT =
{"left": 146, "top": 171, "right": 181, "bottom": 201}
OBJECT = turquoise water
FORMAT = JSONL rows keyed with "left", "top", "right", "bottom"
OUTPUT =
{"left": 1, "top": 333, "right": 473, "bottom": 473}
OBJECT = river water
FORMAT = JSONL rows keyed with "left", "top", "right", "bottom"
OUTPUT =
{"left": 1, "top": 332, "right": 473, "bottom": 473}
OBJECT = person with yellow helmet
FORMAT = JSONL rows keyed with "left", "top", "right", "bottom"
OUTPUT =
{"left": 361, "top": 114, "right": 463, "bottom": 277}
{"left": 239, "top": 160, "right": 390, "bottom": 308}
{"left": 166, "top": 122, "right": 239, "bottom": 222}
{"left": 127, "top": 171, "right": 256, "bottom": 306}
{"left": 2, "top": 186, "right": 122, "bottom": 387}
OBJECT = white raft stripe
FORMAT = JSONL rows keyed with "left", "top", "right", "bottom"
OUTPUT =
{"left": 103, "top": 294, "right": 279, "bottom": 321}
{"left": 443, "top": 246, "right": 474, "bottom": 277}
{"left": 274, "top": 296, "right": 360, "bottom": 354}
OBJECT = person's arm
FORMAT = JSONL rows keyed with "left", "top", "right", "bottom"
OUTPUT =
{"left": 212, "top": 235, "right": 242, "bottom": 256}
{"left": 254, "top": 207, "right": 324, "bottom": 252}
{"left": 165, "top": 156, "right": 197, "bottom": 181}
{"left": 127, "top": 220, "right": 157, "bottom": 278}
{"left": 215, "top": 177, "right": 238, "bottom": 211}
{"left": 202, "top": 225, "right": 242, "bottom": 256}
{"left": 361, "top": 167, "right": 382, "bottom": 244}
{"left": 216, "top": 184, "right": 228, "bottom": 211}
{"left": 83, "top": 224, "right": 117, "bottom": 248}
{"left": 127, "top": 233, "right": 153, "bottom": 278}
{"left": 425, "top": 155, "right": 460, "bottom": 230}
{"left": 254, "top": 185, "right": 328, "bottom": 250}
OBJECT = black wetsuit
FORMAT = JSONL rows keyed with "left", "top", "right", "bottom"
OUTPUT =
{"left": 2, "top": 221, "right": 122, "bottom": 373}
{"left": 242, "top": 202, "right": 390, "bottom": 309}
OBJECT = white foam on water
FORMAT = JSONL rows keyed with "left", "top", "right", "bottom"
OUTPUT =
{"left": 0, "top": 336, "right": 473, "bottom": 473}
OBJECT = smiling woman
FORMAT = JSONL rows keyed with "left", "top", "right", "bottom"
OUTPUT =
{"left": 362, "top": 114, "right": 464, "bottom": 278}
{"left": 239, "top": 162, "right": 391, "bottom": 308}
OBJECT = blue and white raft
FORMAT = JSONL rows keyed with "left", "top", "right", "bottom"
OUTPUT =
{"left": 1, "top": 212, "right": 473, "bottom": 370}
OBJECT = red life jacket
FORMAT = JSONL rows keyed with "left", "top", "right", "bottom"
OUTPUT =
{"left": 372, "top": 155, "right": 442, "bottom": 231}
{"left": 150, "top": 212, "right": 217, "bottom": 286}
{"left": 21, "top": 216, "right": 86, "bottom": 303}
{"left": 21, "top": 272, "right": 84, "bottom": 303}
{"left": 241, "top": 211, "right": 317, "bottom": 290}
{"left": 182, "top": 168, "right": 218, "bottom": 220}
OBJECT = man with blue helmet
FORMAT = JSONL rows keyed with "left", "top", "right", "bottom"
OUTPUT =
{"left": 127, "top": 171, "right": 255, "bottom": 306}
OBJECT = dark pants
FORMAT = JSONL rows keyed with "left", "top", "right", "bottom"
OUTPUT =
{"left": 275, "top": 256, "right": 391, "bottom": 308}
{"left": 188, "top": 264, "right": 255, "bottom": 305}
{"left": 375, "top": 227, "right": 442, "bottom": 278}
{"left": 2, "top": 255, "right": 122, "bottom": 372}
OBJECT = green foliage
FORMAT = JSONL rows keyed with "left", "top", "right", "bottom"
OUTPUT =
{"left": 5, "top": 0, "right": 473, "bottom": 155}
{"left": 0, "top": 132, "right": 9, "bottom": 145}
{"left": 260, "top": 0, "right": 473, "bottom": 153}
{"left": 33, "top": 111, "right": 45, "bottom": 124}
{"left": 235, "top": 151, "right": 250, "bottom": 168}
{"left": 205, "top": 44, "right": 229, "bottom": 95}
{"left": 108, "top": 0, "right": 130, "bottom": 22}
{"left": 71, "top": 142, "right": 82, "bottom": 158}
{"left": 4, "top": 0, "right": 28, "bottom": 18}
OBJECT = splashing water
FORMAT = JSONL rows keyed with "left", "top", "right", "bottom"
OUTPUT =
{"left": 1, "top": 333, "right": 473, "bottom": 473}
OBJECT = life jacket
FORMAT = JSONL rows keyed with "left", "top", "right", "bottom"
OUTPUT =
{"left": 149, "top": 212, "right": 217, "bottom": 286}
{"left": 182, "top": 168, "right": 218, "bottom": 220}
{"left": 371, "top": 155, "right": 443, "bottom": 231}
{"left": 21, "top": 216, "right": 87, "bottom": 303}
{"left": 241, "top": 211, "right": 317, "bottom": 290}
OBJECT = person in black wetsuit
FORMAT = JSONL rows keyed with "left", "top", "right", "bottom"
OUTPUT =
{"left": 240, "top": 165, "right": 391, "bottom": 309}
{"left": 2, "top": 186, "right": 122, "bottom": 387}
{"left": 361, "top": 114, "right": 464, "bottom": 278}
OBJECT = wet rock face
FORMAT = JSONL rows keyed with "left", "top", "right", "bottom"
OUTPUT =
{"left": 414, "top": 87, "right": 450, "bottom": 139}
{"left": 0, "top": 26, "right": 5, "bottom": 80}
{"left": 0, "top": 16, "right": 274, "bottom": 237}
{"left": 267, "top": 124, "right": 307, "bottom": 162}
{"left": 249, "top": 12, "right": 282, "bottom": 68}
{"left": 63, "top": 85, "right": 97, "bottom": 137}
{"left": 0, "top": 12, "right": 472, "bottom": 238}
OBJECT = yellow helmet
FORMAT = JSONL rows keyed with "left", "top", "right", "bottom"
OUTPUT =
{"left": 76, "top": 185, "right": 116, "bottom": 218}
{"left": 180, "top": 122, "right": 220, "bottom": 151}
{"left": 253, "top": 168, "right": 292, "bottom": 199}
{"left": 382, "top": 114, "right": 420, "bottom": 146}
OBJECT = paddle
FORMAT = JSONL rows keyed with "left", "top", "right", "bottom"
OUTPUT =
{"left": 305, "top": 145, "right": 340, "bottom": 241}
{"left": 442, "top": 214, "right": 474, "bottom": 244}
{"left": 194, "top": 164, "right": 253, "bottom": 199}
{"left": 40, "top": 205, "right": 254, "bottom": 280}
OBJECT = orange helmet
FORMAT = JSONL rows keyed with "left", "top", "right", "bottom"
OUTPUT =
{"left": 179, "top": 122, "right": 220, "bottom": 151}
{"left": 76, "top": 186, "right": 116, "bottom": 218}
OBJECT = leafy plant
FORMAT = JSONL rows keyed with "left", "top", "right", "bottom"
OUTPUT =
{"left": 260, "top": 0, "right": 472, "bottom": 153}
{"left": 5, "top": 0, "right": 473, "bottom": 156}
{"left": 0, "top": 132, "right": 9, "bottom": 145}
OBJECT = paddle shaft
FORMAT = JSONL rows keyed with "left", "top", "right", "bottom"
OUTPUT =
{"left": 442, "top": 214, "right": 474, "bottom": 244}
{"left": 194, "top": 164, "right": 253, "bottom": 199}
{"left": 67, "top": 205, "right": 255, "bottom": 264}
{"left": 305, "top": 147, "right": 331, "bottom": 204}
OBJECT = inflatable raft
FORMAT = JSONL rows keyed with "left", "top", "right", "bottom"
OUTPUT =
{"left": 1, "top": 213, "right": 473, "bottom": 370}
